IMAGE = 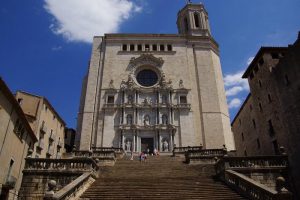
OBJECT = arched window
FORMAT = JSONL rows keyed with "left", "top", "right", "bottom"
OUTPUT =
{"left": 162, "top": 114, "right": 168, "bottom": 125}
{"left": 184, "top": 17, "right": 189, "bottom": 32}
{"left": 194, "top": 12, "right": 200, "bottom": 28}
{"left": 126, "top": 114, "right": 133, "bottom": 125}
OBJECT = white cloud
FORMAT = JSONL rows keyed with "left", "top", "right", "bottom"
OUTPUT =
{"left": 247, "top": 56, "right": 254, "bottom": 65}
{"left": 228, "top": 98, "right": 242, "bottom": 109}
{"left": 224, "top": 71, "right": 249, "bottom": 93}
{"left": 225, "top": 86, "right": 243, "bottom": 97}
{"left": 44, "top": 0, "right": 142, "bottom": 43}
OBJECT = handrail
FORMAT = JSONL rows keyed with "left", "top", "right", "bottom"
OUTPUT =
{"left": 224, "top": 170, "right": 292, "bottom": 200}
{"left": 51, "top": 172, "right": 94, "bottom": 200}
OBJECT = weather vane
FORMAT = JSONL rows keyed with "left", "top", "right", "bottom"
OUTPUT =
{"left": 186, "top": 0, "right": 192, "bottom": 4}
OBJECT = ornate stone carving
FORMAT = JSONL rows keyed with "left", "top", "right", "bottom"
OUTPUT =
{"left": 179, "top": 79, "right": 184, "bottom": 88}
{"left": 109, "top": 80, "right": 115, "bottom": 89}
{"left": 129, "top": 54, "right": 164, "bottom": 70}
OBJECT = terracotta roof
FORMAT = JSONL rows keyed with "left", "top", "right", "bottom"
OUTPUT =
{"left": 0, "top": 78, "right": 37, "bottom": 142}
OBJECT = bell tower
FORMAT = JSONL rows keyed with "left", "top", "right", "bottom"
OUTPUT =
{"left": 177, "top": 3, "right": 211, "bottom": 36}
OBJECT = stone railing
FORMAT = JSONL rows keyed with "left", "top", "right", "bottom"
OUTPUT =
{"left": 224, "top": 170, "right": 292, "bottom": 200}
{"left": 186, "top": 149, "right": 226, "bottom": 164}
{"left": 215, "top": 155, "right": 288, "bottom": 174}
{"left": 44, "top": 172, "right": 95, "bottom": 200}
{"left": 173, "top": 146, "right": 203, "bottom": 157}
{"left": 24, "top": 157, "right": 98, "bottom": 172}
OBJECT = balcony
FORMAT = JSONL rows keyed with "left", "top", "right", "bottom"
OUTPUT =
{"left": 40, "top": 124, "right": 47, "bottom": 134}
{"left": 5, "top": 175, "right": 17, "bottom": 189}
{"left": 37, "top": 139, "right": 44, "bottom": 150}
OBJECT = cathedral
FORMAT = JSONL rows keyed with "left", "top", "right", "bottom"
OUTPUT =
{"left": 76, "top": 3, "right": 234, "bottom": 153}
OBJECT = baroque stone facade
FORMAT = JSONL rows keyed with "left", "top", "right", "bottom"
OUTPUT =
{"left": 76, "top": 3, "right": 234, "bottom": 152}
{"left": 232, "top": 33, "right": 300, "bottom": 197}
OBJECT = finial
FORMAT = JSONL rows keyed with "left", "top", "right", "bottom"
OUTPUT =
{"left": 186, "top": 0, "right": 192, "bottom": 4}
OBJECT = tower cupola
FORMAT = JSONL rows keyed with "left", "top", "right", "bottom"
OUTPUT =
{"left": 177, "top": 3, "right": 211, "bottom": 36}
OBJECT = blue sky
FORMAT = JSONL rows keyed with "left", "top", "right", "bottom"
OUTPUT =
{"left": 0, "top": 0, "right": 299, "bottom": 128}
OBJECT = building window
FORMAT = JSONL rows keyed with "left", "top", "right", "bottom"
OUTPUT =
{"left": 258, "top": 58, "right": 264, "bottom": 66}
{"left": 162, "top": 95, "right": 168, "bottom": 104}
{"left": 17, "top": 98, "right": 23, "bottom": 104}
{"left": 130, "top": 44, "right": 134, "bottom": 51}
{"left": 145, "top": 44, "right": 150, "bottom": 51}
{"left": 259, "top": 103, "right": 263, "bottom": 112}
{"left": 122, "top": 44, "right": 127, "bottom": 51}
{"left": 53, "top": 115, "right": 56, "bottom": 120}
{"left": 268, "top": 94, "right": 272, "bottom": 103}
{"left": 239, "top": 119, "right": 241, "bottom": 126}
{"left": 152, "top": 44, "right": 157, "bottom": 51}
{"left": 252, "top": 119, "right": 256, "bottom": 129}
{"left": 272, "top": 140, "right": 280, "bottom": 155}
{"left": 162, "top": 114, "right": 168, "bottom": 125}
{"left": 268, "top": 119, "right": 275, "bottom": 135}
{"left": 107, "top": 96, "right": 114, "bottom": 104}
{"left": 284, "top": 74, "right": 290, "bottom": 86}
{"left": 180, "top": 96, "right": 187, "bottom": 104}
{"left": 45, "top": 105, "right": 48, "bottom": 112}
{"left": 137, "top": 44, "right": 142, "bottom": 51}
{"left": 258, "top": 80, "right": 262, "bottom": 88}
{"left": 167, "top": 44, "right": 172, "bottom": 51}
{"left": 194, "top": 12, "right": 200, "bottom": 28}
{"left": 244, "top": 150, "right": 247, "bottom": 156}
{"left": 126, "top": 114, "right": 133, "bottom": 125}
{"left": 257, "top": 138, "right": 261, "bottom": 149}
{"left": 160, "top": 44, "right": 165, "bottom": 51}
{"left": 271, "top": 53, "right": 279, "bottom": 59}
{"left": 136, "top": 69, "right": 158, "bottom": 87}
{"left": 254, "top": 65, "right": 259, "bottom": 73}
{"left": 250, "top": 104, "right": 253, "bottom": 111}
{"left": 241, "top": 132, "right": 244, "bottom": 141}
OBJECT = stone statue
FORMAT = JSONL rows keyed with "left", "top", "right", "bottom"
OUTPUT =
{"left": 120, "top": 79, "right": 126, "bottom": 89}
{"left": 128, "top": 94, "right": 133, "bottom": 103}
{"left": 126, "top": 140, "right": 131, "bottom": 151}
{"left": 144, "top": 115, "right": 150, "bottom": 126}
{"left": 179, "top": 79, "right": 184, "bottom": 88}
{"left": 109, "top": 80, "right": 115, "bottom": 89}
{"left": 163, "top": 140, "right": 169, "bottom": 152}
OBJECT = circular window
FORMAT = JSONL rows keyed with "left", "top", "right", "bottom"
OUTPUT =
{"left": 136, "top": 69, "right": 158, "bottom": 87}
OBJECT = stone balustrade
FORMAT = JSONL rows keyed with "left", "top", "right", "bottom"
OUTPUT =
{"left": 24, "top": 157, "right": 98, "bottom": 172}
{"left": 173, "top": 146, "right": 203, "bottom": 157}
{"left": 215, "top": 155, "right": 288, "bottom": 174}
{"left": 224, "top": 170, "right": 292, "bottom": 200}
{"left": 186, "top": 149, "right": 226, "bottom": 164}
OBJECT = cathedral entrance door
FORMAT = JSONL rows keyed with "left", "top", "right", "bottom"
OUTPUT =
{"left": 141, "top": 138, "right": 154, "bottom": 154}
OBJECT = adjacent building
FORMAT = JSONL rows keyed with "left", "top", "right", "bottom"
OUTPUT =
{"left": 15, "top": 91, "right": 66, "bottom": 158}
{"left": 0, "top": 78, "right": 37, "bottom": 200}
{"left": 232, "top": 33, "right": 300, "bottom": 197}
{"left": 76, "top": 3, "right": 234, "bottom": 153}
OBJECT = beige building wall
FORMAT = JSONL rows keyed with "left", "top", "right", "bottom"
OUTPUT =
{"left": 0, "top": 79, "right": 37, "bottom": 200}
{"left": 15, "top": 92, "right": 66, "bottom": 158}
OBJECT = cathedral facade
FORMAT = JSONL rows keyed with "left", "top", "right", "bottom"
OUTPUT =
{"left": 76, "top": 3, "right": 234, "bottom": 152}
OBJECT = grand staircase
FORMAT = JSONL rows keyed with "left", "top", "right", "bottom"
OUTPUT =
{"left": 80, "top": 155, "right": 247, "bottom": 200}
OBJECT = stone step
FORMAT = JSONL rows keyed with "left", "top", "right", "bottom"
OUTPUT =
{"left": 80, "top": 156, "right": 247, "bottom": 200}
